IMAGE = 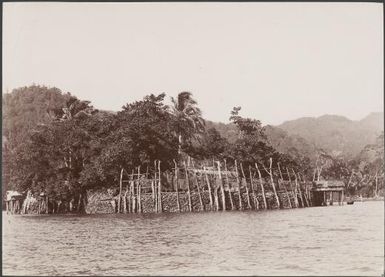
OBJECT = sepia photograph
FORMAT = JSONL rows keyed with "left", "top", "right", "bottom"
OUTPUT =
{"left": 2, "top": 2, "right": 384, "bottom": 276}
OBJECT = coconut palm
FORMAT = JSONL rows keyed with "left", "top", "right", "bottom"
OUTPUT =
{"left": 171, "top": 92, "right": 205, "bottom": 155}
{"left": 48, "top": 96, "right": 96, "bottom": 122}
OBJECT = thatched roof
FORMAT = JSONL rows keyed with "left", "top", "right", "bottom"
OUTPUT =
{"left": 312, "top": 180, "right": 345, "bottom": 191}
{"left": 6, "top": 190, "right": 23, "bottom": 201}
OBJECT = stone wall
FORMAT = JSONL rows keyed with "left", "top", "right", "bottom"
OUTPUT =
{"left": 85, "top": 189, "right": 305, "bottom": 214}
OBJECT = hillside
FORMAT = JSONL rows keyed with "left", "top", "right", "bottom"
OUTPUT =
{"left": 206, "top": 120, "right": 319, "bottom": 161}
{"left": 278, "top": 113, "right": 383, "bottom": 158}
{"left": 206, "top": 112, "right": 383, "bottom": 161}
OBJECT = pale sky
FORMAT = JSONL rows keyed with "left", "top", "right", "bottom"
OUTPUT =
{"left": 3, "top": 2, "right": 383, "bottom": 125}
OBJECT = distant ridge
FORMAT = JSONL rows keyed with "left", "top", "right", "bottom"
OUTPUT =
{"left": 206, "top": 112, "right": 383, "bottom": 160}
{"left": 277, "top": 112, "right": 384, "bottom": 158}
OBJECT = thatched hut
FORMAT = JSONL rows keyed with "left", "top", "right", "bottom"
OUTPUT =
{"left": 311, "top": 180, "right": 345, "bottom": 206}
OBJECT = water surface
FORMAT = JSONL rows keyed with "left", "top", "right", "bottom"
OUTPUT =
{"left": 3, "top": 201, "right": 384, "bottom": 276}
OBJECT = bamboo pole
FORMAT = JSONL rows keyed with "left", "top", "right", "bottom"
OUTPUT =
{"left": 342, "top": 189, "right": 344, "bottom": 205}
{"left": 249, "top": 166, "right": 258, "bottom": 210}
{"left": 132, "top": 180, "right": 137, "bottom": 213}
{"left": 123, "top": 185, "right": 128, "bottom": 213}
{"left": 287, "top": 168, "right": 299, "bottom": 208}
{"left": 138, "top": 182, "right": 142, "bottom": 213}
{"left": 306, "top": 184, "right": 312, "bottom": 207}
{"left": 212, "top": 164, "right": 220, "bottom": 211}
{"left": 173, "top": 160, "right": 181, "bottom": 212}
{"left": 224, "top": 160, "right": 235, "bottom": 210}
{"left": 302, "top": 174, "right": 311, "bottom": 206}
{"left": 204, "top": 167, "right": 214, "bottom": 211}
{"left": 278, "top": 163, "right": 292, "bottom": 209}
{"left": 138, "top": 166, "right": 142, "bottom": 213}
{"left": 154, "top": 161, "right": 158, "bottom": 213}
{"left": 194, "top": 172, "right": 204, "bottom": 211}
{"left": 235, "top": 160, "right": 243, "bottom": 210}
{"left": 292, "top": 169, "right": 304, "bottom": 208}
{"left": 300, "top": 174, "right": 310, "bottom": 207}
{"left": 297, "top": 173, "right": 304, "bottom": 206}
{"left": 158, "top": 161, "right": 162, "bottom": 212}
{"left": 184, "top": 161, "right": 192, "bottom": 212}
{"left": 255, "top": 162, "right": 267, "bottom": 210}
{"left": 127, "top": 181, "right": 132, "bottom": 213}
{"left": 192, "top": 160, "right": 204, "bottom": 211}
{"left": 217, "top": 161, "right": 226, "bottom": 211}
{"left": 262, "top": 158, "right": 280, "bottom": 209}
{"left": 240, "top": 163, "right": 252, "bottom": 210}
{"left": 298, "top": 174, "right": 306, "bottom": 207}
{"left": 117, "top": 168, "right": 123, "bottom": 213}
{"left": 136, "top": 166, "right": 140, "bottom": 212}
{"left": 214, "top": 185, "right": 220, "bottom": 211}
{"left": 152, "top": 180, "right": 156, "bottom": 213}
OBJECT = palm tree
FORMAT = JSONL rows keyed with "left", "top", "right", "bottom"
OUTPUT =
{"left": 171, "top": 92, "right": 205, "bottom": 155}
{"left": 48, "top": 96, "right": 96, "bottom": 122}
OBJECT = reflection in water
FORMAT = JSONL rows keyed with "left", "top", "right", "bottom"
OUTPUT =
{"left": 3, "top": 201, "right": 384, "bottom": 276}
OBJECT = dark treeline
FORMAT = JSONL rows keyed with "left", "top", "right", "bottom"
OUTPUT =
{"left": 2, "top": 85, "right": 384, "bottom": 212}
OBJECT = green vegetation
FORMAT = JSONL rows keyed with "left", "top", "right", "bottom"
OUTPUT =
{"left": 2, "top": 85, "right": 384, "bottom": 211}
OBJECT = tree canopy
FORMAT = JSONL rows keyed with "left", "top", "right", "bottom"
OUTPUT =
{"left": 2, "top": 85, "right": 383, "bottom": 202}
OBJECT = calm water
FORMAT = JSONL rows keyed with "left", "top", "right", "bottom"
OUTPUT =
{"left": 3, "top": 201, "right": 384, "bottom": 276}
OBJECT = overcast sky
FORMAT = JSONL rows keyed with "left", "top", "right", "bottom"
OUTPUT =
{"left": 3, "top": 3, "right": 383, "bottom": 125}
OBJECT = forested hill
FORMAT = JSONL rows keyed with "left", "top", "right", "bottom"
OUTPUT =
{"left": 207, "top": 112, "right": 383, "bottom": 161}
{"left": 205, "top": 121, "right": 319, "bottom": 161}
{"left": 3, "top": 85, "right": 382, "bottom": 161}
{"left": 277, "top": 113, "right": 383, "bottom": 158}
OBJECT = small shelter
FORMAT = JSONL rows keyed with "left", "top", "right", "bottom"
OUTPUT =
{"left": 5, "top": 190, "right": 24, "bottom": 214}
{"left": 311, "top": 180, "right": 345, "bottom": 206}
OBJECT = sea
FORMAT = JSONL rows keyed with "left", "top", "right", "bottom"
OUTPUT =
{"left": 2, "top": 201, "right": 384, "bottom": 276}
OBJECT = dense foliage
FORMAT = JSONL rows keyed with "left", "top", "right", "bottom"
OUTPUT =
{"left": 2, "top": 85, "right": 384, "bottom": 206}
